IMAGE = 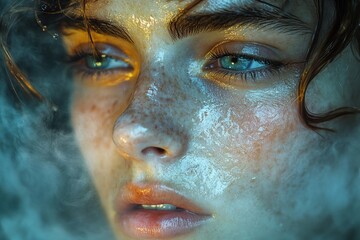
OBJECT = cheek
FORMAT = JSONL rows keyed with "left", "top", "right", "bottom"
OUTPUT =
{"left": 185, "top": 88, "right": 301, "bottom": 195}
{"left": 217, "top": 96, "right": 326, "bottom": 210}
{"left": 71, "top": 97, "right": 120, "bottom": 194}
{"left": 243, "top": 104, "right": 296, "bottom": 161}
{"left": 70, "top": 83, "right": 134, "bottom": 188}
{"left": 197, "top": 93, "right": 326, "bottom": 219}
{"left": 69, "top": 84, "right": 139, "bottom": 217}
{"left": 224, "top": 102, "right": 297, "bottom": 178}
{"left": 200, "top": 94, "right": 298, "bottom": 163}
{"left": 72, "top": 95, "right": 120, "bottom": 152}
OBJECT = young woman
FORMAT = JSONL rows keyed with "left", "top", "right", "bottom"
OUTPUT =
{"left": 1, "top": 0, "right": 360, "bottom": 239}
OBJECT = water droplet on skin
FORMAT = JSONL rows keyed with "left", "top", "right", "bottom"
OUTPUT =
{"left": 41, "top": 4, "right": 47, "bottom": 11}
{"left": 52, "top": 33, "right": 59, "bottom": 40}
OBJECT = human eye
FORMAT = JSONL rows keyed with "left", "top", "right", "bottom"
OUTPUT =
{"left": 84, "top": 54, "right": 130, "bottom": 70}
{"left": 203, "top": 42, "right": 288, "bottom": 88}
{"left": 67, "top": 43, "right": 139, "bottom": 86}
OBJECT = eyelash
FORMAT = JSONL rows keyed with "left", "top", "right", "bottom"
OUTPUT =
{"left": 206, "top": 47, "right": 286, "bottom": 83}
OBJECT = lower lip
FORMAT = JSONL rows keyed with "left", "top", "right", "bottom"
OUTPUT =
{"left": 117, "top": 208, "right": 210, "bottom": 239}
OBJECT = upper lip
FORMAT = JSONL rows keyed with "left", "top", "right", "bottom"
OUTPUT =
{"left": 115, "top": 183, "right": 211, "bottom": 216}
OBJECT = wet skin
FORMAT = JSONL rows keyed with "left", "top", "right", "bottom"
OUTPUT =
{"left": 62, "top": 0, "right": 360, "bottom": 239}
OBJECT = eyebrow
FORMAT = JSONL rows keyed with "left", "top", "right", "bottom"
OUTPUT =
{"left": 59, "top": 3, "right": 312, "bottom": 43}
{"left": 168, "top": 3, "right": 313, "bottom": 40}
{"left": 60, "top": 17, "right": 133, "bottom": 43}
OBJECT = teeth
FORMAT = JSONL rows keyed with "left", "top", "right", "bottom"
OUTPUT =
{"left": 141, "top": 204, "right": 177, "bottom": 210}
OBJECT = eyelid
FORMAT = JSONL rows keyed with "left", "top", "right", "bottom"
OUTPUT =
{"left": 204, "top": 41, "right": 282, "bottom": 61}
{"left": 69, "top": 42, "right": 131, "bottom": 61}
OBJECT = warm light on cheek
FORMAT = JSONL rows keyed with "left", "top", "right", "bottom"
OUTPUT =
{"left": 71, "top": 102, "right": 115, "bottom": 172}
{"left": 71, "top": 80, "right": 136, "bottom": 121}
{"left": 69, "top": 78, "right": 138, "bottom": 170}
{"left": 70, "top": 92, "right": 134, "bottom": 220}
{"left": 69, "top": 85, "right": 135, "bottom": 171}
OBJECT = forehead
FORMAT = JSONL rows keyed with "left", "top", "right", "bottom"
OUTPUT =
{"left": 84, "top": 0, "right": 315, "bottom": 17}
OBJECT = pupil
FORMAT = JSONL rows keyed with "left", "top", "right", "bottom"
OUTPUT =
{"left": 230, "top": 57, "right": 238, "bottom": 64}
{"left": 87, "top": 54, "right": 108, "bottom": 69}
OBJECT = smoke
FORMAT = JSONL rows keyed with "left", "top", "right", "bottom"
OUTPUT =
{"left": 0, "top": 1, "right": 114, "bottom": 239}
{"left": 260, "top": 118, "right": 360, "bottom": 240}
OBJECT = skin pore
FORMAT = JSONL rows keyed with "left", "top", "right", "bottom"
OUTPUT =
{"left": 61, "top": 0, "right": 360, "bottom": 239}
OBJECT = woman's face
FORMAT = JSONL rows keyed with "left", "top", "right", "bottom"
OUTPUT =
{"left": 62, "top": 0, "right": 360, "bottom": 239}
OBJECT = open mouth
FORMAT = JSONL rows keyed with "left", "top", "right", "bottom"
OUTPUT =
{"left": 115, "top": 184, "right": 212, "bottom": 239}
{"left": 134, "top": 203, "right": 181, "bottom": 210}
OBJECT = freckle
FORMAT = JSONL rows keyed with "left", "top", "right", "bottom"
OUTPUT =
{"left": 90, "top": 105, "right": 96, "bottom": 111}
{"left": 94, "top": 139, "right": 101, "bottom": 147}
{"left": 112, "top": 100, "right": 118, "bottom": 108}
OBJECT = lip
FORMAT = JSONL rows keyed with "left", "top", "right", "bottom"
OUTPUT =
{"left": 115, "top": 183, "right": 212, "bottom": 239}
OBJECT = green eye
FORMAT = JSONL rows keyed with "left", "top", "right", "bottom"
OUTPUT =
{"left": 85, "top": 54, "right": 131, "bottom": 70}
{"left": 219, "top": 56, "right": 266, "bottom": 71}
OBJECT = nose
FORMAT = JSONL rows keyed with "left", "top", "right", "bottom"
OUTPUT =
{"left": 112, "top": 103, "right": 188, "bottom": 163}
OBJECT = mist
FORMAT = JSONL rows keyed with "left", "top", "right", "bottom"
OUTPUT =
{"left": 273, "top": 120, "right": 360, "bottom": 240}
{"left": 0, "top": 0, "right": 113, "bottom": 239}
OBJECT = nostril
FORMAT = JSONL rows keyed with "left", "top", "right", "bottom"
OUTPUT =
{"left": 141, "top": 146, "right": 167, "bottom": 157}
